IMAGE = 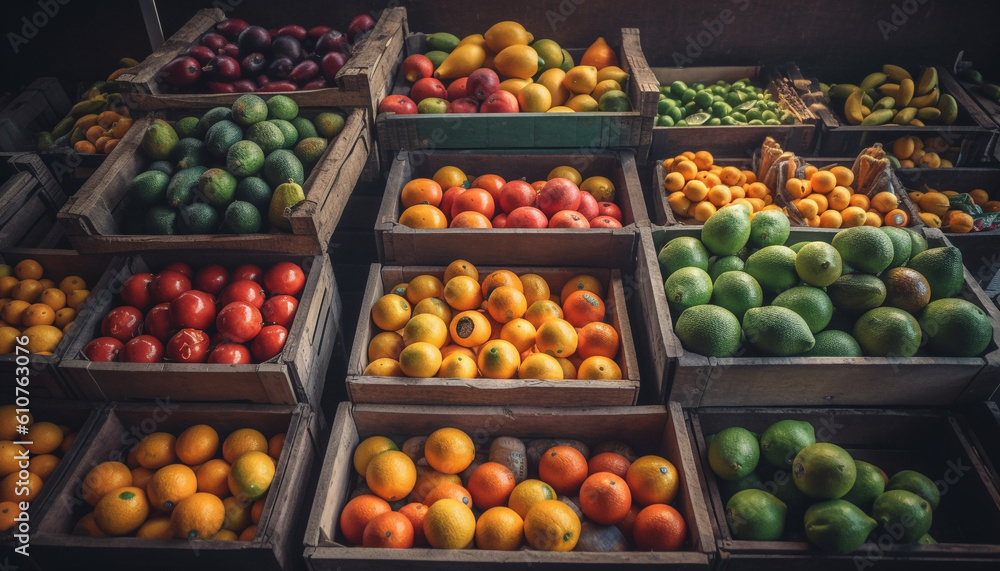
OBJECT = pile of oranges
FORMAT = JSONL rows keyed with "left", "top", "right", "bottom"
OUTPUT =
{"left": 0, "top": 259, "right": 90, "bottom": 355}
{"left": 365, "top": 259, "right": 623, "bottom": 381}
{"left": 72, "top": 110, "right": 133, "bottom": 155}
{"left": 0, "top": 405, "right": 79, "bottom": 530}
{"left": 890, "top": 135, "right": 957, "bottom": 169}
{"left": 908, "top": 185, "right": 997, "bottom": 232}
{"left": 340, "top": 426, "right": 688, "bottom": 552}
{"left": 70, "top": 423, "right": 284, "bottom": 541}
{"left": 783, "top": 166, "right": 910, "bottom": 229}
{"left": 662, "top": 151, "right": 768, "bottom": 222}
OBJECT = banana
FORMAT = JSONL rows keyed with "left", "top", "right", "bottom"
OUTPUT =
{"left": 119, "top": 57, "right": 140, "bottom": 68}
{"left": 878, "top": 83, "right": 900, "bottom": 97}
{"left": 828, "top": 83, "right": 859, "bottom": 99}
{"left": 893, "top": 107, "right": 917, "bottom": 124}
{"left": 915, "top": 66, "right": 938, "bottom": 95}
{"left": 51, "top": 114, "right": 76, "bottom": 138}
{"left": 916, "top": 106, "right": 942, "bottom": 122}
{"left": 910, "top": 118, "right": 925, "bottom": 126}
{"left": 74, "top": 113, "right": 100, "bottom": 130}
{"left": 861, "top": 105, "right": 872, "bottom": 117}
{"left": 860, "top": 72, "right": 888, "bottom": 91}
{"left": 882, "top": 64, "right": 912, "bottom": 83}
{"left": 894, "top": 78, "right": 914, "bottom": 108}
{"left": 861, "top": 108, "right": 896, "bottom": 125}
{"left": 69, "top": 125, "right": 86, "bottom": 145}
{"left": 69, "top": 96, "right": 108, "bottom": 118}
{"left": 908, "top": 88, "right": 939, "bottom": 108}
{"left": 937, "top": 93, "right": 958, "bottom": 125}
{"left": 844, "top": 89, "right": 865, "bottom": 125}
{"left": 873, "top": 96, "right": 897, "bottom": 111}
{"left": 862, "top": 92, "right": 874, "bottom": 109}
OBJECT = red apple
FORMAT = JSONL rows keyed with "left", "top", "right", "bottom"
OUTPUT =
{"left": 499, "top": 180, "right": 537, "bottom": 213}
{"left": 410, "top": 77, "right": 448, "bottom": 103}
{"left": 378, "top": 94, "right": 418, "bottom": 115}
{"left": 549, "top": 210, "right": 591, "bottom": 228}
{"left": 506, "top": 206, "right": 549, "bottom": 228}
{"left": 447, "top": 77, "right": 469, "bottom": 101}
{"left": 537, "top": 178, "right": 582, "bottom": 217}
{"left": 591, "top": 215, "right": 623, "bottom": 228}
{"left": 480, "top": 89, "right": 518, "bottom": 113}
{"left": 577, "top": 191, "right": 600, "bottom": 220}
{"left": 467, "top": 68, "right": 501, "bottom": 102}
{"left": 597, "top": 201, "right": 623, "bottom": 221}
{"left": 448, "top": 97, "right": 479, "bottom": 113}
{"left": 403, "top": 54, "right": 434, "bottom": 83}
{"left": 493, "top": 213, "right": 509, "bottom": 228}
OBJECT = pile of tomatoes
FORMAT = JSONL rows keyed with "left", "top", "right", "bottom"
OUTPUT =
{"left": 81, "top": 260, "right": 307, "bottom": 364}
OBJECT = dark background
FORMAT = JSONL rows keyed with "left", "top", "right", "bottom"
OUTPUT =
{"left": 3, "top": 0, "right": 1000, "bottom": 98}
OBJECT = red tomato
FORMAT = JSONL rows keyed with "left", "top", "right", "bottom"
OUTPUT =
{"left": 262, "top": 262, "right": 306, "bottom": 297}
{"left": 548, "top": 210, "right": 590, "bottom": 228}
{"left": 216, "top": 301, "right": 263, "bottom": 343}
{"left": 207, "top": 343, "right": 252, "bottom": 364}
{"left": 122, "top": 335, "right": 165, "bottom": 363}
{"left": 101, "top": 306, "right": 144, "bottom": 343}
{"left": 450, "top": 188, "right": 495, "bottom": 220}
{"left": 144, "top": 303, "right": 175, "bottom": 342}
{"left": 261, "top": 294, "right": 298, "bottom": 328}
{"left": 83, "top": 337, "right": 124, "bottom": 362}
{"left": 251, "top": 324, "right": 287, "bottom": 362}
{"left": 439, "top": 186, "right": 467, "bottom": 221}
{"left": 161, "top": 262, "right": 194, "bottom": 278}
{"left": 218, "top": 279, "right": 266, "bottom": 309}
{"left": 169, "top": 290, "right": 217, "bottom": 330}
{"left": 151, "top": 270, "right": 192, "bottom": 303}
{"left": 194, "top": 264, "right": 230, "bottom": 295}
{"left": 120, "top": 273, "right": 155, "bottom": 311}
{"left": 166, "top": 328, "right": 211, "bottom": 363}
{"left": 231, "top": 264, "right": 264, "bottom": 284}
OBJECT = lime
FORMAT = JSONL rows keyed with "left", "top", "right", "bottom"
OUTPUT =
{"left": 771, "top": 286, "right": 834, "bottom": 334}
{"left": 663, "top": 267, "right": 713, "bottom": 315}
{"left": 709, "top": 426, "right": 760, "bottom": 481}
{"left": 744, "top": 245, "right": 798, "bottom": 294}
{"left": 804, "top": 499, "right": 877, "bottom": 554}
{"left": 708, "top": 255, "right": 745, "bottom": 281}
{"left": 871, "top": 489, "right": 933, "bottom": 543}
{"left": 657, "top": 236, "right": 710, "bottom": 279}
{"left": 840, "top": 460, "right": 886, "bottom": 512}
{"left": 710, "top": 271, "right": 763, "bottom": 323}
{"left": 794, "top": 241, "right": 842, "bottom": 287}
{"left": 792, "top": 442, "right": 856, "bottom": 500}
{"left": 852, "top": 307, "right": 921, "bottom": 357}
{"left": 886, "top": 470, "right": 940, "bottom": 511}
{"left": 748, "top": 210, "right": 790, "bottom": 248}
{"left": 725, "top": 489, "right": 786, "bottom": 540}
{"left": 760, "top": 419, "right": 816, "bottom": 469}
{"left": 802, "top": 330, "right": 863, "bottom": 357}
{"left": 742, "top": 306, "right": 815, "bottom": 356}
{"left": 674, "top": 304, "right": 742, "bottom": 358}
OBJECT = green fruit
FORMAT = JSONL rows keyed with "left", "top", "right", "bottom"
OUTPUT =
{"left": 831, "top": 226, "right": 895, "bottom": 275}
{"left": 794, "top": 241, "right": 843, "bottom": 287}
{"left": 710, "top": 271, "right": 763, "bottom": 323}
{"left": 673, "top": 304, "right": 743, "bottom": 357}
{"left": 840, "top": 461, "right": 886, "bottom": 512}
{"left": 907, "top": 227, "right": 928, "bottom": 257}
{"left": 128, "top": 170, "right": 170, "bottom": 207}
{"left": 265, "top": 94, "right": 299, "bottom": 121}
{"left": 803, "top": 499, "right": 877, "bottom": 554}
{"left": 424, "top": 50, "right": 449, "bottom": 69}
{"left": 144, "top": 205, "right": 178, "bottom": 235}
{"left": 748, "top": 209, "right": 790, "bottom": 248}
{"left": 169, "top": 137, "right": 209, "bottom": 169}
{"left": 231, "top": 93, "right": 269, "bottom": 126}
{"left": 204, "top": 120, "right": 243, "bottom": 160}
{"left": 792, "top": 442, "right": 857, "bottom": 500}
{"left": 880, "top": 226, "right": 913, "bottom": 269}
{"left": 291, "top": 117, "right": 318, "bottom": 140}
{"left": 664, "top": 266, "right": 713, "bottom": 314}
{"left": 293, "top": 136, "right": 329, "bottom": 171}
{"left": 709, "top": 427, "right": 760, "bottom": 481}
{"left": 701, "top": 204, "right": 751, "bottom": 255}
{"left": 263, "top": 149, "right": 305, "bottom": 188}
{"left": 708, "top": 255, "right": 744, "bottom": 281}
{"left": 172, "top": 116, "right": 200, "bottom": 139}
{"left": 426, "top": 32, "right": 460, "bottom": 53}
{"left": 558, "top": 49, "right": 574, "bottom": 72}
{"left": 802, "top": 330, "right": 863, "bottom": 357}
{"left": 918, "top": 533, "right": 937, "bottom": 544}
{"left": 919, "top": 298, "right": 993, "bottom": 357}
{"left": 718, "top": 471, "right": 764, "bottom": 504}
{"left": 886, "top": 470, "right": 940, "bottom": 511}
{"left": 270, "top": 119, "right": 299, "bottom": 149}
{"left": 146, "top": 160, "right": 175, "bottom": 177}
{"left": 165, "top": 166, "right": 208, "bottom": 208}
{"left": 882, "top": 267, "right": 931, "bottom": 314}
{"left": 314, "top": 112, "right": 345, "bottom": 138}
{"left": 657, "top": 236, "right": 710, "bottom": 279}
{"left": 771, "top": 286, "right": 834, "bottom": 334}
{"left": 417, "top": 97, "right": 449, "bottom": 114}
{"left": 853, "top": 307, "right": 922, "bottom": 357}
{"left": 906, "top": 246, "right": 965, "bottom": 300}
{"left": 742, "top": 306, "right": 815, "bottom": 356}
{"left": 827, "top": 273, "right": 887, "bottom": 313}
{"left": 226, "top": 140, "right": 266, "bottom": 179}
{"left": 725, "top": 489, "right": 786, "bottom": 540}
{"left": 760, "top": 419, "right": 816, "bottom": 469}
{"left": 195, "top": 106, "right": 233, "bottom": 137}
{"left": 744, "top": 245, "right": 798, "bottom": 294}
{"left": 196, "top": 168, "right": 237, "bottom": 207}
{"left": 141, "top": 118, "right": 179, "bottom": 160}
{"left": 245, "top": 121, "right": 286, "bottom": 155}
{"left": 223, "top": 200, "right": 262, "bottom": 234}
{"left": 598, "top": 90, "right": 632, "bottom": 112}
{"left": 235, "top": 176, "right": 272, "bottom": 212}
{"left": 269, "top": 179, "right": 306, "bottom": 231}
{"left": 176, "top": 202, "right": 220, "bottom": 235}
{"left": 871, "top": 489, "right": 933, "bottom": 543}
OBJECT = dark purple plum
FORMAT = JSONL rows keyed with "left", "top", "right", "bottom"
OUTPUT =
{"left": 238, "top": 26, "right": 272, "bottom": 56}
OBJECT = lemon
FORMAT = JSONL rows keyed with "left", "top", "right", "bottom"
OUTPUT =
{"left": 596, "top": 65, "right": 630, "bottom": 86}
{"left": 457, "top": 33, "right": 486, "bottom": 48}
{"left": 547, "top": 166, "right": 582, "bottom": 185}
{"left": 565, "top": 94, "right": 598, "bottom": 112}
{"left": 562, "top": 65, "right": 598, "bottom": 95}
{"left": 516, "top": 84, "right": 551, "bottom": 112}
{"left": 494, "top": 45, "right": 541, "bottom": 80}
{"left": 499, "top": 78, "right": 532, "bottom": 96}
{"left": 580, "top": 176, "right": 615, "bottom": 202}
{"left": 22, "top": 324, "right": 63, "bottom": 353}
{"left": 531, "top": 39, "right": 564, "bottom": 71}
{"left": 535, "top": 68, "right": 570, "bottom": 106}
{"left": 484, "top": 21, "right": 531, "bottom": 52}
{"left": 433, "top": 43, "right": 486, "bottom": 80}
{"left": 547, "top": 106, "right": 574, "bottom": 113}
{"left": 591, "top": 79, "right": 622, "bottom": 102}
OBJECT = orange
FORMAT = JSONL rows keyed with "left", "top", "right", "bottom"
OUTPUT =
{"left": 561, "top": 290, "right": 606, "bottom": 327}
{"left": 0, "top": 501, "right": 22, "bottom": 531}
{"left": 472, "top": 174, "right": 507, "bottom": 204}
{"left": 402, "top": 313, "right": 449, "bottom": 348}
{"left": 172, "top": 492, "right": 225, "bottom": 540}
{"left": 884, "top": 208, "right": 909, "bottom": 228}
{"left": 228, "top": 451, "right": 276, "bottom": 502}
{"left": 0, "top": 277, "right": 18, "bottom": 298}
{"left": 136, "top": 515, "right": 175, "bottom": 539}
{"left": 840, "top": 206, "right": 868, "bottom": 228}
{"left": 864, "top": 210, "right": 883, "bottom": 227}
{"left": 13, "top": 259, "right": 42, "bottom": 280}
{"left": 24, "top": 421, "right": 62, "bottom": 455}
{"left": 398, "top": 502, "right": 429, "bottom": 546}
{"left": 147, "top": 464, "right": 198, "bottom": 512}
{"left": 810, "top": 170, "right": 838, "bottom": 194}
{"left": 577, "top": 355, "right": 623, "bottom": 380}
{"left": 340, "top": 494, "right": 392, "bottom": 545}
{"left": 94, "top": 486, "right": 149, "bottom": 536}
{"left": 11, "top": 279, "right": 43, "bottom": 303}
{"left": 130, "top": 466, "right": 155, "bottom": 491}
{"left": 57, "top": 275, "right": 86, "bottom": 294}
{"left": 197, "top": 459, "right": 231, "bottom": 497}
{"left": 508, "top": 479, "right": 558, "bottom": 518}
{"left": 176, "top": 424, "right": 219, "bottom": 466}
{"left": 443, "top": 259, "right": 479, "bottom": 283}
{"left": 692, "top": 150, "right": 714, "bottom": 171}
{"left": 135, "top": 432, "right": 177, "bottom": 470}
{"left": 969, "top": 189, "right": 990, "bottom": 206}
{"left": 353, "top": 436, "right": 399, "bottom": 476}
{"left": 819, "top": 209, "right": 843, "bottom": 228}
{"left": 535, "top": 318, "right": 578, "bottom": 358}
{"left": 0, "top": 406, "right": 30, "bottom": 440}
{"left": 366, "top": 450, "right": 417, "bottom": 501}
{"left": 222, "top": 428, "right": 267, "bottom": 464}
{"left": 784, "top": 178, "right": 809, "bottom": 199}
{"left": 412, "top": 296, "right": 453, "bottom": 324}
{"left": 451, "top": 188, "right": 495, "bottom": 219}
{"left": 449, "top": 310, "right": 492, "bottom": 347}
{"left": 576, "top": 321, "right": 620, "bottom": 360}
{"left": 0, "top": 470, "right": 40, "bottom": 502}
{"left": 433, "top": 166, "right": 470, "bottom": 190}
{"left": 38, "top": 288, "right": 67, "bottom": 311}
{"left": 708, "top": 184, "right": 733, "bottom": 207}
{"left": 424, "top": 427, "right": 475, "bottom": 475}
{"left": 588, "top": 452, "right": 631, "bottom": 479}
{"left": 682, "top": 180, "right": 709, "bottom": 202}
{"left": 1, "top": 300, "right": 30, "bottom": 326}
{"left": 579, "top": 472, "right": 632, "bottom": 525}
{"left": 368, "top": 331, "right": 405, "bottom": 362}
{"left": 0, "top": 441, "right": 27, "bottom": 477}
{"left": 830, "top": 165, "right": 855, "bottom": 187}
{"left": 437, "top": 351, "right": 479, "bottom": 378}
{"left": 423, "top": 482, "right": 473, "bottom": 508}
{"left": 363, "top": 357, "right": 404, "bottom": 377}
{"left": 66, "top": 289, "right": 90, "bottom": 309}
{"left": 523, "top": 300, "right": 564, "bottom": 329}
{"left": 213, "top": 528, "right": 239, "bottom": 540}
{"left": 29, "top": 453, "right": 60, "bottom": 481}
{"left": 476, "top": 338, "right": 521, "bottom": 379}
{"left": 518, "top": 273, "right": 550, "bottom": 307}
{"left": 560, "top": 275, "right": 604, "bottom": 304}
{"left": 671, "top": 159, "right": 698, "bottom": 181}
{"left": 398, "top": 341, "right": 442, "bottom": 377}
{"left": 82, "top": 461, "right": 133, "bottom": 506}
{"left": 523, "top": 499, "right": 581, "bottom": 551}
{"left": 441, "top": 343, "right": 476, "bottom": 362}
{"left": 745, "top": 182, "right": 770, "bottom": 199}
{"left": 398, "top": 204, "right": 448, "bottom": 228}
{"left": 239, "top": 524, "right": 258, "bottom": 541}
{"left": 401, "top": 178, "right": 443, "bottom": 208}
{"left": 828, "top": 186, "right": 852, "bottom": 210}
{"left": 664, "top": 171, "right": 687, "bottom": 192}
{"left": 443, "top": 275, "right": 483, "bottom": 311}
{"left": 475, "top": 505, "right": 523, "bottom": 551}
{"left": 72, "top": 512, "right": 107, "bottom": 537}
{"left": 423, "top": 497, "right": 476, "bottom": 549}
{"left": 362, "top": 510, "right": 414, "bottom": 549}
{"left": 268, "top": 433, "right": 286, "bottom": 461}
{"left": 518, "top": 352, "right": 564, "bottom": 380}
{"left": 633, "top": 503, "right": 687, "bottom": 551}
{"left": 410, "top": 469, "right": 462, "bottom": 504}
{"left": 500, "top": 318, "right": 537, "bottom": 353}
{"left": 537, "top": 445, "right": 588, "bottom": 496}
{"left": 870, "top": 191, "right": 899, "bottom": 213}
{"left": 481, "top": 270, "right": 523, "bottom": 299}
{"left": 486, "top": 285, "right": 527, "bottom": 324}
{"left": 406, "top": 275, "right": 446, "bottom": 306}
{"left": 849, "top": 193, "right": 870, "bottom": 211}
{"left": 251, "top": 497, "right": 266, "bottom": 524}
{"left": 222, "top": 495, "right": 253, "bottom": 533}
{"left": 626, "top": 455, "right": 679, "bottom": 506}
{"left": 467, "top": 462, "right": 516, "bottom": 510}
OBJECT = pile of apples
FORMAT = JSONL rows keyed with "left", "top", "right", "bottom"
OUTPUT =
{"left": 157, "top": 15, "right": 377, "bottom": 93}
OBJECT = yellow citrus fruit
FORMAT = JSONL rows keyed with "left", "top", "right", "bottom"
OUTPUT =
{"left": 433, "top": 166, "right": 469, "bottom": 190}
{"left": 402, "top": 313, "right": 450, "bottom": 348}
{"left": 562, "top": 65, "right": 598, "bottom": 95}
{"left": 536, "top": 68, "right": 570, "bottom": 107}
{"left": 476, "top": 505, "right": 524, "bottom": 551}
{"left": 443, "top": 275, "right": 484, "bottom": 311}
{"left": 443, "top": 259, "right": 479, "bottom": 283}
{"left": 437, "top": 351, "right": 479, "bottom": 378}
{"left": 591, "top": 79, "right": 622, "bottom": 101}
{"left": 366, "top": 449, "right": 417, "bottom": 501}
{"left": 565, "top": 93, "right": 598, "bottom": 112}
{"left": 424, "top": 427, "right": 475, "bottom": 475}
{"left": 476, "top": 339, "right": 521, "bottom": 379}
{"left": 398, "top": 341, "right": 443, "bottom": 377}
{"left": 353, "top": 436, "right": 398, "bottom": 476}
{"left": 523, "top": 499, "right": 581, "bottom": 551}
{"left": 368, "top": 331, "right": 406, "bottom": 362}
{"left": 517, "top": 83, "right": 552, "bottom": 112}
{"left": 580, "top": 176, "right": 616, "bottom": 202}
{"left": 221, "top": 428, "right": 267, "bottom": 464}
{"left": 363, "top": 358, "right": 404, "bottom": 377}
{"left": 484, "top": 21, "right": 531, "bottom": 52}
{"left": 500, "top": 318, "right": 537, "bottom": 353}
{"left": 94, "top": 486, "right": 149, "bottom": 536}
{"left": 424, "top": 497, "right": 476, "bottom": 549}
{"left": 222, "top": 495, "right": 253, "bottom": 533}
{"left": 517, "top": 353, "right": 564, "bottom": 380}
{"left": 371, "top": 294, "right": 412, "bottom": 332}
{"left": 535, "top": 318, "right": 578, "bottom": 359}
{"left": 412, "top": 296, "right": 453, "bottom": 324}
{"left": 228, "top": 451, "right": 276, "bottom": 502}
{"left": 406, "top": 275, "right": 446, "bottom": 305}
{"left": 494, "top": 45, "right": 540, "bottom": 80}
{"left": 577, "top": 356, "right": 623, "bottom": 380}
{"left": 523, "top": 300, "right": 564, "bottom": 329}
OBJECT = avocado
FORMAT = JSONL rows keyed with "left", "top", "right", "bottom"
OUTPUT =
{"left": 235, "top": 176, "right": 272, "bottom": 213}
{"left": 176, "top": 202, "right": 221, "bottom": 234}
{"left": 224, "top": 200, "right": 263, "bottom": 234}
{"left": 226, "top": 140, "right": 266, "bottom": 179}
{"left": 169, "top": 137, "right": 210, "bottom": 169}
{"left": 195, "top": 106, "right": 233, "bottom": 137}
{"left": 165, "top": 166, "right": 208, "bottom": 207}
{"left": 128, "top": 170, "right": 170, "bottom": 207}
{"left": 263, "top": 149, "right": 305, "bottom": 187}
{"left": 245, "top": 121, "right": 286, "bottom": 155}
{"left": 204, "top": 119, "right": 243, "bottom": 160}
{"left": 144, "top": 205, "right": 178, "bottom": 235}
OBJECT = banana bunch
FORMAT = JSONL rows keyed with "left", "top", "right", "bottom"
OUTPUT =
{"left": 38, "top": 57, "right": 137, "bottom": 151}
{"left": 827, "top": 64, "right": 958, "bottom": 127}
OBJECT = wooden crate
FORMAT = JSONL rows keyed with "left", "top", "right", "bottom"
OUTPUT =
{"left": 375, "top": 149, "right": 647, "bottom": 269}
{"left": 688, "top": 407, "right": 1000, "bottom": 570}
{"left": 963, "top": 401, "right": 1000, "bottom": 493}
{"left": 636, "top": 225, "right": 1000, "bottom": 407}
{"left": 56, "top": 106, "right": 371, "bottom": 255}
{"left": 57, "top": 251, "right": 340, "bottom": 410}
{"left": 0, "top": 249, "right": 113, "bottom": 399}
{"left": 303, "top": 401, "right": 715, "bottom": 570}
{"left": 0, "top": 77, "right": 71, "bottom": 152}
{"left": 794, "top": 65, "right": 999, "bottom": 164}
{"left": 346, "top": 263, "right": 642, "bottom": 406}
{"left": 649, "top": 64, "right": 819, "bottom": 160}
{"left": 375, "top": 29, "right": 659, "bottom": 163}
{"left": 31, "top": 402, "right": 319, "bottom": 571}
{"left": 115, "top": 7, "right": 407, "bottom": 116}
{"left": 0, "top": 154, "right": 69, "bottom": 250}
